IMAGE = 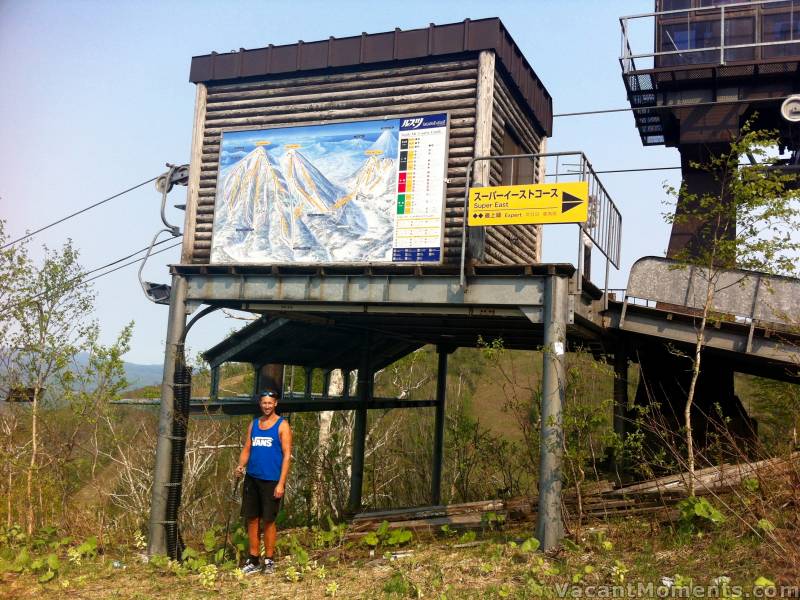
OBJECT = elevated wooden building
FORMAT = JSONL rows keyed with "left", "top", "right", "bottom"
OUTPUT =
{"left": 149, "top": 18, "right": 585, "bottom": 559}
{"left": 183, "top": 18, "right": 553, "bottom": 268}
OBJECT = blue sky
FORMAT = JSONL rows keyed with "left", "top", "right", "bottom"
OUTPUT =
{"left": 0, "top": 0, "right": 679, "bottom": 364}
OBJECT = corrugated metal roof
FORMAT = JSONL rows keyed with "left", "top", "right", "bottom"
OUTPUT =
{"left": 189, "top": 18, "right": 552, "bottom": 136}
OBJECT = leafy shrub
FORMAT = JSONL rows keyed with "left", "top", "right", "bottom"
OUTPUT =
{"left": 313, "top": 517, "right": 347, "bottom": 549}
{"left": 360, "top": 521, "right": 413, "bottom": 549}
{"left": 481, "top": 511, "right": 506, "bottom": 531}
{"left": 676, "top": 496, "right": 725, "bottom": 533}
{"left": 382, "top": 570, "right": 411, "bottom": 595}
{"left": 458, "top": 531, "right": 476, "bottom": 544}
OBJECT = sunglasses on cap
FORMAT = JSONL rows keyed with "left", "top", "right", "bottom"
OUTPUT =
{"left": 259, "top": 390, "right": 279, "bottom": 399}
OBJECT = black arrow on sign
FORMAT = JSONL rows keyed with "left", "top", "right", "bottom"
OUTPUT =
{"left": 561, "top": 191, "right": 584, "bottom": 213}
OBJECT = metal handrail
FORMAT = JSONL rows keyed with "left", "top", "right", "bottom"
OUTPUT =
{"left": 618, "top": 256, "right": 800, "bottom": 351}
{"left": 459, "top": 152, "right": 622, "bottom": 305}
{"left": 620, "top": 0, "right": 800, "bottom": 74}
{"left": 624, "top": 0, "right": 776, "bottom": 21}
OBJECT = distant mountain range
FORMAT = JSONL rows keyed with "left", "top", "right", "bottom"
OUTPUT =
{"left": 72, "top": 353, "right": 163, "bottom": 390}
{"left": 0, "top": 352, "right": 164, "bottom": 394}
{"left": 122, "top": 360, "right": 163, "bottom": 389}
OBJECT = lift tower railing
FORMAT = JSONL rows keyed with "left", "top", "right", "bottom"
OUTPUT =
{"left": 460, "top": 152, "right": 622, "bottom": 302}
{"left": 619, "top": 0, "right": 800, "bottom": 146}
{"left": 621, "top": 0, "right": 800, "bottom": 74}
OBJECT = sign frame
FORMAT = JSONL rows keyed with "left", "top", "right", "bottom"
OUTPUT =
{"left": 467, "top": 181, "right": 590, "bottom": 227}
{"left": 209, "top": 112, "right": 451, "bottom": 267}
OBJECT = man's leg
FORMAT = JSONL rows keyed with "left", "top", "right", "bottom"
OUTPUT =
{"left": 263, "top": 520, "right": 277, "bottom": 559}
{"left": 247, "top": 517, "right": 261, "bottom": 557}
{"left": 239, "top": 515, "right": 262, "bottom": 575}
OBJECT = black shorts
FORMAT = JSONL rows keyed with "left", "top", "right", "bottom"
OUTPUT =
{"left": 241, "top": 475, "right": 281, "bottom": 522}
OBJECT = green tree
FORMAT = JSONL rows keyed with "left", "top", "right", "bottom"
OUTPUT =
{"left": 664, "top": 121, "right": 800, "bottom": 494}
{"left": 0, "top": 221, "right": 31, "bottom": 527}
{"left": 5, "top": 239, "right": 96, "bottom": 533}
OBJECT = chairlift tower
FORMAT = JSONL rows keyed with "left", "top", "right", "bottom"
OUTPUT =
{"left": 621, "top": 0, "right": 800, "bottom": 254}
{"left": 618, "top": 0, "right": 800, "bottom": 451}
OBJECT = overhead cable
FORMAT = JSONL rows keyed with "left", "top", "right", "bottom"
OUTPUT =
{"left": 81, "top": 237, "right": 176, "bottom": 280}
{"left": 553, "top": 95, "right": 793, "bottom": 118}
{"left": 594, "top": 166, "right": 681, "bottom": 174}
{"left": 83, "top": 241, "right": 182, "bottom": 284}
{"left": 3, "top": 238, "right": 181, "bottom": 311}
{"left": 1, "top": 175, "right": 159, "bottom": 249}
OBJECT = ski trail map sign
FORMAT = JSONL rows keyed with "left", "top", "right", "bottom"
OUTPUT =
{"left": 210, "top": 113, "right": 449, "bottom": 265}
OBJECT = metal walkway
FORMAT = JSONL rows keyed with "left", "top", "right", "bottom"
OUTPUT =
{"left": 610, "top": 257, "right": 800, "bottom": 380}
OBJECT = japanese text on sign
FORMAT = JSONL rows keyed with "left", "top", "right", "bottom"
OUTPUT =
{"left": 468, "top": 182, "right": 589, "bottom": 226}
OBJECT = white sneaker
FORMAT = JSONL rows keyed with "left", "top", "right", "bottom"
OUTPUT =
{"left": 263, "top": 558, "right": 275, "bottom": 575}
{"left": 240, "top": 560, "right": 261, "bottom": 576}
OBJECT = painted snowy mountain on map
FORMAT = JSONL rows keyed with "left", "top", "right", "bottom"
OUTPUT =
{"left": 211, "top": 119, "right": 400, "bottom": 264}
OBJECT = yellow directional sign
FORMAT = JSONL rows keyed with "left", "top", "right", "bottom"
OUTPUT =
{"left": 468, "top": 181, "right": 589, "bottom": 226}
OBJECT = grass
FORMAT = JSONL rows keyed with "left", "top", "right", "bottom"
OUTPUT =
{"left": 1, "top": 516, "right": 790, "bottom": 600}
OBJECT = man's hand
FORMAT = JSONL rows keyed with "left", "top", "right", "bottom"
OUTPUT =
{"left": 235, "top": 465, "right": 245, "bottom": 478}
{"left": 273, "top": 483, "right": 285, "bottom": 499}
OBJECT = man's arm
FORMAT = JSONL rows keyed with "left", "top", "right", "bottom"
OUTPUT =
{"left": 274, "top": 420, "right": 293, "bottom": 498}
{"left": 235, "top": 421, "right": 253, "bottom": 477}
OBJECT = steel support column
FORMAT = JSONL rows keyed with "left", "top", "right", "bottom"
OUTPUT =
{"left": 668, "top": 143, "right": 733, "bottom": 259}
{"left": 431, "top": 346, "right": 449, "bottom": 505}
{"left": 536, "top": 275, "right": 568, "bottom": 551}
{"left": 147, "top": 274, "right": 188, "bottom": 556}
{"left": 613, "top": 347, "right": 628, "bottom": 442}
{"left": 347, "top": 338, "right": 370, "bottom": 514}
{"left": 304, "top": 367, "right": 313, "bottom": 400}
{"left": 611, "top": 346, "right": 629, "bottom": 474}
{"left": 209, "top": 366, "right": 220, "bottom": 401}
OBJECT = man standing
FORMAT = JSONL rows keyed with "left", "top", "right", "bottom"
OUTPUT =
{"left": 235, "top": 389, "right": 292, "bottom": 575}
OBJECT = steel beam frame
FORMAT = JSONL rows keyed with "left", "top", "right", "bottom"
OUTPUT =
{"left": 199, "top": 397, "right": 436, "bottom": 415}
{"left": 184, "top": 272, "right": 551, "bottom": 311}
{"left": 115, "top": 395, "right": 437, "bottom": 415}
{"left": 611, "top": 305, "right": 799, "bottom": 364}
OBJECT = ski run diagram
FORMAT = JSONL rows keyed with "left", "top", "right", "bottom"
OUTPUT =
{"left": 210, "top": 114, "right": 448, "bottom": 265}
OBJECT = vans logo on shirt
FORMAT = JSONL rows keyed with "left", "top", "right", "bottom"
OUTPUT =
{"left": 252, "top": 437, "right": 274, "bottom": 447}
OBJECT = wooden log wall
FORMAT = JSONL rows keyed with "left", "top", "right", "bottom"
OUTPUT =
{"left": 484, "top": 72, "right": 544, "bottom": 265}
{"left": 189, "top": 56, "right": 545, "bottom": 266}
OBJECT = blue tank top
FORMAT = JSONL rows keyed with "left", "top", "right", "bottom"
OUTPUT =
{"left": 247, "top": 416, "right": 284, "bottom": 481}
